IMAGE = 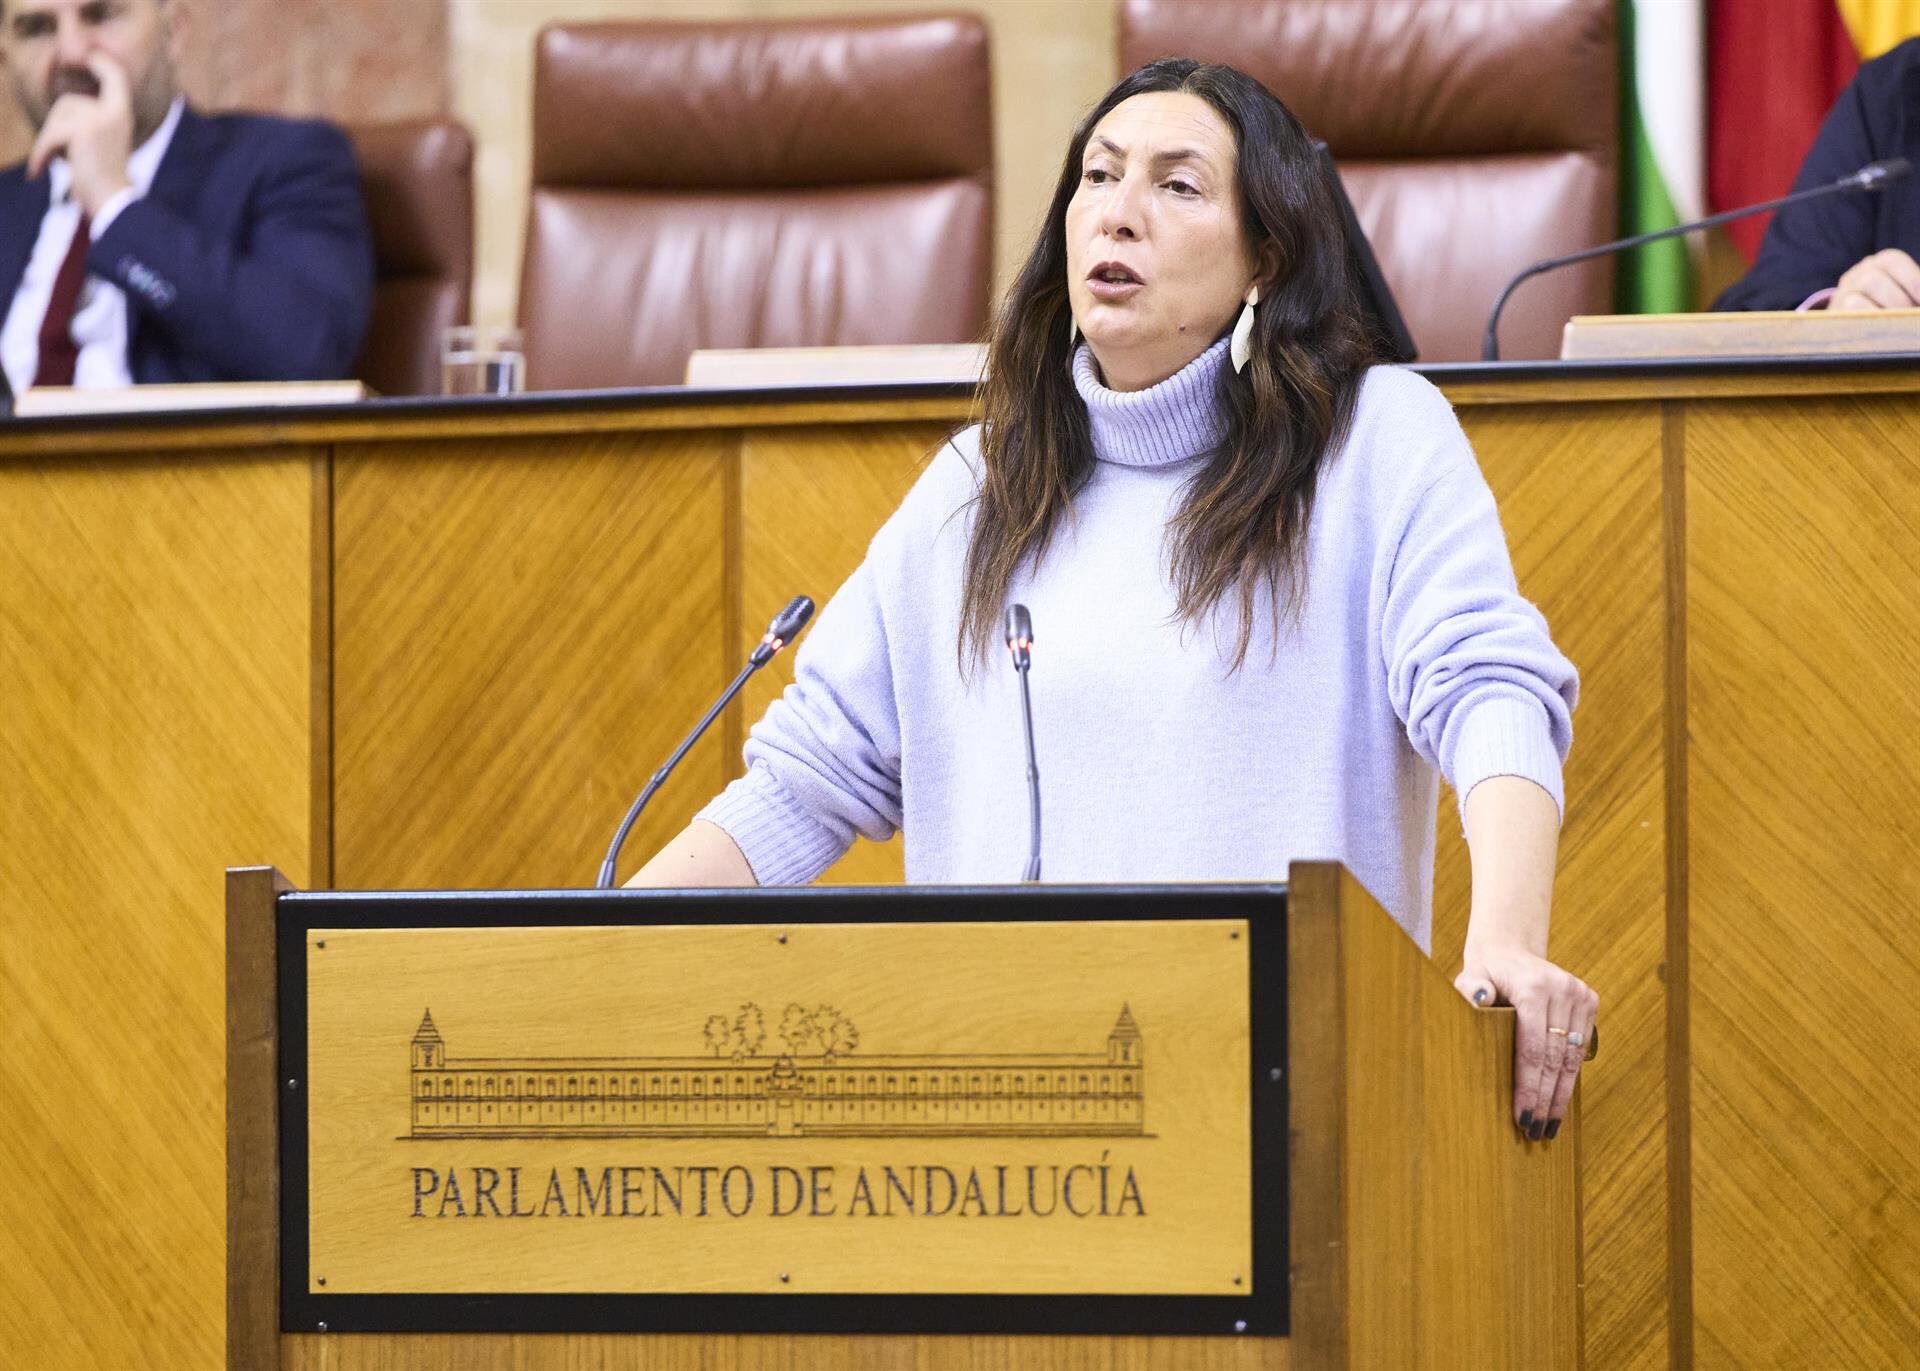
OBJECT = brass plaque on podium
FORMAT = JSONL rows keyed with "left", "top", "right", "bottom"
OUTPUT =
{"left": 279, "top": 888, "right": 1286, "bottom": 1334}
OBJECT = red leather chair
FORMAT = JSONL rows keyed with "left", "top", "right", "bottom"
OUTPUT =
{"left": 518, "top": 14, "right": 993, "bottom": 390}
{"left": 1118, "top": 0, "right": 1618, "bottom": 361}
{"left": 348, "top": 120, "right": 475, "bottom": 396}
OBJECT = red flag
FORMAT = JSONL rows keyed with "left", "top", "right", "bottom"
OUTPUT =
{"left": 1708, "top": 0, "right": 1860, "bottom": 258}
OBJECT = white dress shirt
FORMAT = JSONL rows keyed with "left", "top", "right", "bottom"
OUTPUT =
{"left": 1, "top": 96, "right": 185, "bottom": 396}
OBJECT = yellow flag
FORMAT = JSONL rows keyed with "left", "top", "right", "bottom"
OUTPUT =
{"left": 1835, "top": 0, "right": 1920, "bottom": 56}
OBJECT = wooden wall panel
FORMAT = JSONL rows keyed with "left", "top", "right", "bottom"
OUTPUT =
{"left": 331, "top": 435, "right": 731, "bottom": 889}
{"left": 1439, "top": 404, "right": 1672, "bottom": 1371}
{"left": 734, "top": 423, "right": 951, "bottom": 885}
{"left": 1685, "top": 398, "right": 1920, "bottom": 1369}
{"left": 184, "top": 0, "right": 448, "bottom": 126}
{"left": 0, "top": 451, "right": 318, "bottom": 1368}
{"left": 0, "top": 0, "right": 449, "bottom": 170}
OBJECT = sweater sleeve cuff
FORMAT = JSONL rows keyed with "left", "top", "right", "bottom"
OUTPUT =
{"left": 695, "top": 766, "right": 851, "bottom": 887}
{"left": 1445, "top": 693, "right": 1567, "bottom": 823}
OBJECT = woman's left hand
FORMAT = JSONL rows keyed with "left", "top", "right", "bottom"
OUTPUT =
{"left": 1455, "top": 941, "right": 1598, "bottom": 1141}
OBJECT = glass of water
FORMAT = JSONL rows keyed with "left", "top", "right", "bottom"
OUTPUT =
{"left": 440, "top": 325, "right": 483, "bottom": 396}
{"left": 484, "top": 327, "right": 525, "bottom": 395}
{"left": 441, "top": 325, "right": 527, "bottom": 396}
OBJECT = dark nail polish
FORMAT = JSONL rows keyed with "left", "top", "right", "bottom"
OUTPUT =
{"left": 1545, "top": 1118, "right": 1561, "bottom": 1141}
{"left": 1528, "top": 1118, "right": 1547, "bottom": 1142}
{"left": 1519, "top": 1109, "right": 1534, "bottom": 1131}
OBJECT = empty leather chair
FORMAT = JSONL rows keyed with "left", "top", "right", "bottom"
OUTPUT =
{"left": 348, "top": 120, "right": 475, "bottom": 396}
{"left": 520, "top": 14, "right": 993, "bottom": 390}
{"left": 1119, "top": 0, "right": 1617, "bottom": 362}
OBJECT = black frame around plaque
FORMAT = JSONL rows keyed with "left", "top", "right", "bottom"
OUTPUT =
{"left": 275, "top": 883, "right": 1289, "bottom": 1338}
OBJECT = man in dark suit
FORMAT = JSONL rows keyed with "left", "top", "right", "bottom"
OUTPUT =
{"left": 0, "top": 0, "right": 373, "bottom": 405}
{"left": 1715, "top": 37, "right": 1920, "bottom": 313}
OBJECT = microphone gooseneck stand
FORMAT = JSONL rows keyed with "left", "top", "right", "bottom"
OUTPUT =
{"left": 595, "top": 595, "right": 815, "bottom": 889}
{"left": 1005, "top": 604, "right": 1042, "bottom": 883}
{"left": 1480, "top": 158, "right": 1913, "bottom": 361}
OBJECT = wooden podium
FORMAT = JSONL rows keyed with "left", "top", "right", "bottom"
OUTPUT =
{"left": 227, "top": 861, "right": 1579, "bottom": 1370}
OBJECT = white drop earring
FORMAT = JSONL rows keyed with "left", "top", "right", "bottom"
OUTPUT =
{"left": 1229, "top": 286, "right": 1259, "bottom": 374}
{"left": 1068, "top": 314, "right": 1079, "bottom": 348}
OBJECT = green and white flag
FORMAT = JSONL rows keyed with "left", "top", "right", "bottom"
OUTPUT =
{"left": 1618, "top": 0, "right": 1704, "bottom": 312}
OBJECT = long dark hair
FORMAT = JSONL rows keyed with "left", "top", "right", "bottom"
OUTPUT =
{"left": 960, "top": 58, "right": 1381, "bottom": 670}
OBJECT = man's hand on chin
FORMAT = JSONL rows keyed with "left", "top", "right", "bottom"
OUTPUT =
{"left": 26, "top": 52, "right": 136, "bottom": 218}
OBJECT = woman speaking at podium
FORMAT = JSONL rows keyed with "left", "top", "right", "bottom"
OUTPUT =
{"left": 631, "top": 59, "right": 1595, "bottom": 1138}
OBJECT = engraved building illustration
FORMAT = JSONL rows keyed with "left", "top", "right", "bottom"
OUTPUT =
{"left": 409, "top": 1005, "right": 1145, "bottom": 1139}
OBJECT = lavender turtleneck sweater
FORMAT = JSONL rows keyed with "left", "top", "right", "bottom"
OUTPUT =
{"left": 698, "top": 339, "right": 1577, "bottom": 949}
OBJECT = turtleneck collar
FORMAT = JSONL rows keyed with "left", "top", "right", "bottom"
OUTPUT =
{"left": 1071, "top": 335, "right": 1230, "bottom": 467}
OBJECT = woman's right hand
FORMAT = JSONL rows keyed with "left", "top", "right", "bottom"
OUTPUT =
{"left": 1455, "top": 940, "right": 1598, "bottom": 1141}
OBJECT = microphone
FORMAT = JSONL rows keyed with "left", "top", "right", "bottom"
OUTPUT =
{"left": 752, "top": 595, "right": 816, "bottom": 667}
{"left": 1480, "top": 158, "right": 1914, "bottom": 360}
{"left": 1005, "top": 604, "right": 1042, "bottom": 883}
{"left": 594, "top": 595, "right": 815, "bottom": 888}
